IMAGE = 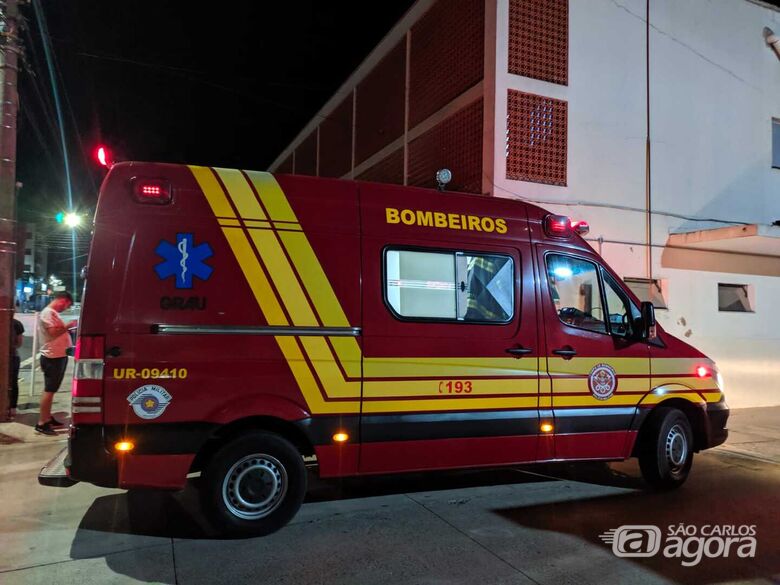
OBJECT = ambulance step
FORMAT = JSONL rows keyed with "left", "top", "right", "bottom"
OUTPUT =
{"left": 38, "top": 446, "right": 77, "bottom": 487}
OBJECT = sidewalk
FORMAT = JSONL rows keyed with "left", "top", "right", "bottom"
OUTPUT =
{"left": 2, "top": 371, "right": 779, "bottom": 463}
{"left": 0, "top": 359, "right": 74, "bottom": 444}
{"left": 716, "top": 405, "right": 780, "bottom": 464}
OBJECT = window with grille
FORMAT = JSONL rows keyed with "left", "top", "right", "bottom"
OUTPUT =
{"left": 624, "top": 277, "right": 668, "bottom": 309}
{"left": 718, "top": 284, "right": 754, "bottom": 312}
{"left": 506, "top": 90, "right": 567, "bottom": 185}
{"left": 508, "top": 0, "right": 568, "bottom": 85}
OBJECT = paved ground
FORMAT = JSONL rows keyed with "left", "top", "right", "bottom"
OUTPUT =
{"left": 0, "top": 378, "right": 778, "bottom": 584}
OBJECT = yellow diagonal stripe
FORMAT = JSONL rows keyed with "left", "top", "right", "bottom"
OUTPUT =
{"left": 248, "top": 230, "right": 318, "bottom": 327}
{"left": 245, "top": 170, "right": 298, "bottom": 222}
{"left": 221, "top": 227, "right": 288, "bottom": 326}
{"left": 278, "top": 231, "right": 349, "bottom": 327}
{"left": 214, "top": 168, "right": 268, "bottom": 221}
{"left": 190, "top": 165, "right": 236, "bottom": 218}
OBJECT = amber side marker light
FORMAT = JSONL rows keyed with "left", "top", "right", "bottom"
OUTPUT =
{"left": 540, "top": 423, "right": 554, "bottom": 433}
{"left": 114, "top": 441, "right": 135, "bottom": 453}
{"left": 332, "top": 432, "right": 349, "bottom": 443}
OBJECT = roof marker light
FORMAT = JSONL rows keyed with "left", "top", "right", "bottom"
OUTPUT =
{"left": 571, "top": 220, "right": 590, "bottom": 236}
{"left": 696, "top": 366, "right": 710, "bottom": 378}
{"left": 544, "top": 214, "right": 572, "bottom": 238}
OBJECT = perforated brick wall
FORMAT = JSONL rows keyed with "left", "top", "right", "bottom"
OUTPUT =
{"left": 319, "top": 94, "right": 353, "bottom": 178}
{"left": 295, "top": 130, "right": 318, "bottom": 176}
{"left": 409, "top": 0, "right": 484, "bottom": 127}
{"left": 508, "top": 0, "right": 568, "bottom": 85}
{"left": 506, "top": 90, "right": 567, "bottom": 186}
{"left": 355, "top": 41, "right": 406, "bottom": 166}
{"left": 408, "top": 99, "right": 483, "bottom": 194}
{"left": 356, "top": 148, "right": 404, "bottom": 185}
{"left": 277, "top": 154, "right": 293, "bottom": 174}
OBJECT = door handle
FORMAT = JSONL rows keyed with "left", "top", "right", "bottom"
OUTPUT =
{"left": 552, "top": 346, "right": 577, "bottom": 359}
{"left": 107, "top": 346, "right": 122, "bottom": 358}
{"left": 506, "top": 346, "right": 533, "bottom": 357}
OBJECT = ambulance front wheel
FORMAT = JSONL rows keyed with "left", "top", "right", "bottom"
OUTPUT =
{"left": 201, "top": 431, "right": 306, "bottom": 537}
{"left": 638, "top": 407, "right": 694, "bottom": 490}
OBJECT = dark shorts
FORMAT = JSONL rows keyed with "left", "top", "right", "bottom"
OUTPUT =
{"left": 40, "top": 356, "right": 68, "bottom": 393}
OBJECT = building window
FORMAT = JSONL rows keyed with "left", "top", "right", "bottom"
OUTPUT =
{"left": 773, "top": 118, "right": 780, "bottom": 169}
{"left": 718, "top": 283, "right": 754, "bottom": 312}
{"left": 384, "top": 249, "right": 514, "bottom": 322}
{"left": 507, "top": 90, "right": 567, "bottom": 185}
{"left": 508, "top": 0, "right": 568, "bottom": 85}
{"left": 624, "top": 277, "right": 668, "bottom": 309}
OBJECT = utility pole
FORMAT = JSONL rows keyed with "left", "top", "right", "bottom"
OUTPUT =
{"left": 0, "top": 0, "right": 20, "bottom": 421}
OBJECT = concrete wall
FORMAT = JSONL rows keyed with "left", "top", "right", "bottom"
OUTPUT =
{"left": 491, "top": 0, "right": 780, "bottom": 407}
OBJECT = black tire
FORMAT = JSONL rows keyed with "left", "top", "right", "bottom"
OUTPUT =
{"left": 200, "top": 432, "right": 306, "bottom": 537}
{"left": 638, "top": 407, "right": 694, "bottom": 490}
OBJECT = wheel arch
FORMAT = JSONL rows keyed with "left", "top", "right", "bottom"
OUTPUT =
{"left": 190, "top": 416, "right": 315, "bottom": 473}
{"left": 632, "top": 398, "right": 708, "bottom": 456}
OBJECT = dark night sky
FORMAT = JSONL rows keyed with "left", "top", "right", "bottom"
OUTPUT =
{"left": 16, "top": 0, "right": 780, "bottom": 225}
{"left": 17, "top": 1, "right": 415, "bottom": 224}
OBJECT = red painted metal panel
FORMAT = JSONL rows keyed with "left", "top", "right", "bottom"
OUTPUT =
{"left": 508, "top": 0, "right": 568, "bottom": 85}
{"left": 507, "top": 90, "right": 567, "bottom": 186}
{"left": 408, "top": 99, "right": 483, "bottom": 193}
{"left": 360, "top": 435, "right": 538, "bottom": 474}
{"left": 118, "top": 454, "right": 194, "bottom": 489}
{"left": 295, "top": 130, "right": 318, "bottom": 176}
{"left": 409, "top": 0, "right": 484, "bottom": 127}
{"left": 553, "top": 431, "right": 631, "bottom": 460}
{"left": 319, "top": 93, "right": 353, "bottom": 179}
{"left": 315, "top": 444, "right": 360, "bottom": 477}
{"left": 356, "top": 148, "right": 404, "bottom": 185}
{"left": 355, "top": 41, "right": 406, "bottom": 166}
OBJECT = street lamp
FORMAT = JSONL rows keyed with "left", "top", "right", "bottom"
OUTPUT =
{"left": 63, "top": 212, "right": 81, "bottom": 228}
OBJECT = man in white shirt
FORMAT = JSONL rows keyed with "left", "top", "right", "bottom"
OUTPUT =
{"left": 35, "top": 292, "right": 77, "bottom": 435}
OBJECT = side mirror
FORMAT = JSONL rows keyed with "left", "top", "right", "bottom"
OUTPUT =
{"left": 640, "top": 301, "right": 657, "bottom": 340}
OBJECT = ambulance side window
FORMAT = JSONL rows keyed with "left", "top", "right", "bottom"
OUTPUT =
{"left": 602, "top": 271, "right": 641, "bottom": 338}
{"left": 546, "top": 254, "right": 607, "bottom": 334}
{"left": 384, "top": 249, "right": 514, "bottom": 323}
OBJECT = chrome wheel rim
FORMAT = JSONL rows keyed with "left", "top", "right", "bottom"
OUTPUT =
{"left": 665, "top": 424, "right": 688, "bottom": 470}
{"left": 222, "top": 454, "right": 287, "bottom": 520}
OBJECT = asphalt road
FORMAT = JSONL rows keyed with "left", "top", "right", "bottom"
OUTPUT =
{"left": 0, "top": 441, "right": 776, "bottom": 585}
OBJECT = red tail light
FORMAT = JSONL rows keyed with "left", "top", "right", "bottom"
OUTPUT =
{"left": 696, "top": 366, "right": 711, "bottom": 378}
{"left": 131, "top": 178, "right": 172, "bottom": 204}
{"left": 72, "top": 335, "right": 105, "bottom": 423}
{"left": 74, "top": 335, "right": 104, "bottom": 359}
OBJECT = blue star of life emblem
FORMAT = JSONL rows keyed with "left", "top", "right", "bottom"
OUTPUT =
{"left": 155, "top": 233, "right": 213, "bottom": 289}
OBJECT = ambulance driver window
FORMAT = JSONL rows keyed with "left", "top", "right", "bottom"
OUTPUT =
{"left": 546, "top": 254, "right": 606, "bottom": 334}
{"left": 385, "top": 249, "right": 514, "bottom": 322}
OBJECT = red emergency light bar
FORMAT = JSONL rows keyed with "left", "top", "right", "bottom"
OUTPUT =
{"left": 131, "top": 178, "right": 172, "bottom": 204}
{"left": 543, "top": 215, "right": 590, "bottom": 238}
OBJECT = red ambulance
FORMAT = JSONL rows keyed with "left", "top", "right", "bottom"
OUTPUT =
{"left": 40, "top": 162, "right": 729, "bottom": 536}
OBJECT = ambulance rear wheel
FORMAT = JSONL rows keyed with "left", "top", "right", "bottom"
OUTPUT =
{"left": 201, "top": 431, "right": 306, "bottom": 536}
{"left": 638, "top": 407, "right": 693, "bottom": 490}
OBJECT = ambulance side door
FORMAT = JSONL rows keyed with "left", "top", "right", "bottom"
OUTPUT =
{"left": 359, "top": 188, "right": 540, "bottom": 474}
{"left": 536, "top": 244, "right": 650, "bottom": 459}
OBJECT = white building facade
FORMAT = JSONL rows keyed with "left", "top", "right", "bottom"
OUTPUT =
{"left": 271, "top": 0, "right": 780, "bottom": 408}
